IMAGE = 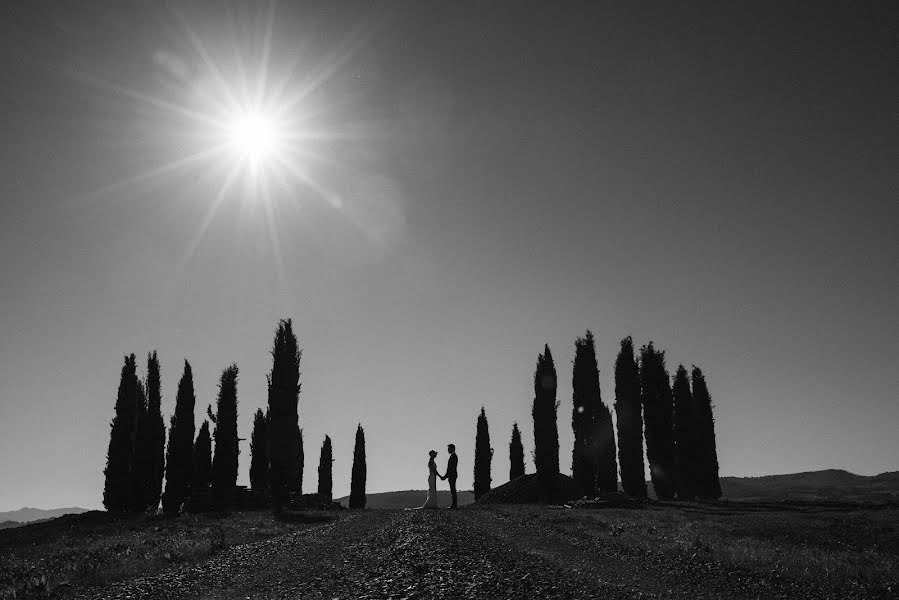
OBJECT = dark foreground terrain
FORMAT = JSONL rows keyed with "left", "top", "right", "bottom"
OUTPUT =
{"left": 2, "top": 502, "right": 896, "bottom": 599}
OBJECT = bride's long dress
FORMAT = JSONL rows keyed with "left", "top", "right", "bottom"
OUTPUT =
{"left": 422, "top": 459, "right": 439, "bottom": 508}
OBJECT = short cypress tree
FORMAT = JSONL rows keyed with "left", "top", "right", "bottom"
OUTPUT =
{"left": 473, "top": 407, "right": 493, "bottom": 500}
{"left": 672, "top": 364, "right": 696, "bottom": 500}
{"left": 594, "top": 400, "right": 618, "bottom": 494}
{"left": 317, "top": 435, "right": 333, "bottom": 503}
{"left": 509, "top": 422, "right": 525, "bottom": 481}
{"left": 349, "top": 424, "right": 367, "bottom": 509}
{"left": 192, "top": 420, "right": 212, "bottom": 490}
{"left": 211, "top": 364, "right": 239, "bottom": 510}
{"left": 691, "top": 366, "right": 722, "bottom": 499}
{"left": 640, "top": 343, "right": 676, "bottom": 500}
{"left": 296, "top": 428, "right": 304, "bottom": 494}
{"left": 145, "top": 352, "right": 166, "bottom": 511}
{"left": 614, "top": 337, "right": 646, "bottom": 498}
{"left": 532, "top": 345, "right": 560, "bottom": 501}
{"left": 103, "top": 354, "right": 138, "bottom": 512}
{"left": 162, "top": 360, "right": 197, "bottom": 515}
{"left": 267, "top": 319, "right": 301, "bottom": 512}
{"left": 249, "top": 408, "right": 270, "bottom": 492}
{"left": 130, "top": 380, "right": 149, "bottom": 512}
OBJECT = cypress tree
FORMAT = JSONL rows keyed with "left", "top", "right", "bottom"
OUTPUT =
{"left": 211, "top": 364, "right": 239, "bottom": 510}
{"left": 691, "top": 366, "right": 722, "bottom": 499}
{"left": 317, "top": 435, "right": 333, "bottom": 504}
{"left": 267, "top": 319, "right": 301, "bottom": 512}
{"left": 249, "top": 408, "right": 269, "bottom": 492}
{"left": 594, "top": 401, "right": 618, "bottom": 494}
{"left": 473, "top": 407, "right": 492, "bottom": 500}
{"left": 103, "top": 354, "right": 138, "bottom": 512}
{"left": 162, "top": 360, "right": 196, "bottom": 515}
{"left": 672, "top": 364, "right": 696, "bottom": 500}
{"left": 509, "top": 422, "right": 525, "bottom": 481}
{"left": 640, "top": 343, "right": 676, "bottom": 500}
{"left": 532, "top": 344, "right": 560, "bottom": 501}
{"left": 349, "top": 424, "right": 367, "bottom": 509}
{"left": 571, "top": 331, "right": 598, "bottom": 496}
{"left": 614, "top": 336, "right": 646, "bottom": 498}
{"left": 192, "top": 420, "right": 212, "bottom": 490}
{"left": 296, "top": 428, "right": 304, "bottom": 494}
{"left": 130, "top": 380, "right": 149, "bottom": 512}
{"left": 145, "top": 351, "right": 166, "bottom": 511}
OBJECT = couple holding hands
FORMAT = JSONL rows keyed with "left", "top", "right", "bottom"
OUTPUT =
{"left": 421, "top": 443, "right": 458, "bottom": 509}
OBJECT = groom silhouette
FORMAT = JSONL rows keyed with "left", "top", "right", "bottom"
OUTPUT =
{"left": 441, "top": 443, "right": 458, "bottom": 509}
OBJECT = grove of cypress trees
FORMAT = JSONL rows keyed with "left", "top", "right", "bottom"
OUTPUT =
{"left": 614, "top": 337, "right": 646, "bottom": 498}
{"left": 249, "top": 408, "right": 269, "bottom": 492}
{"left": 532, "top": 345, "right": 560, "bottom": 500}
{"left": 211, "top": 364, "right": 239, "bottom": 510}
{"left": 318, "top": 435, "right": 333, "bottom": 504}
{"left": 691, "top": 366, "right": 722, "bottom": 499}
{"left": 192, "top": 420, "right": 212, "bottom": 491}
{"left": 509, "top": 422, "right": 525, "bottom": 481}
{"left": 130, "top": 380, "right": 149, "bottom": 512}
{"left": 672, "top": 364, "right": 696, "bottom": 500}
{"left": 267, "top": 319, "right": 301, "bottom": 512}
{"left": 640, "top": 343, "right": 676, "bottom": 500}
{"left": 162, "top": 360, "right": 197, "bottom": 515}
{"left": 145, "top": 351, "right": 166, "bottom": 511}
{"left": 349, "top": 424, "right": 367, "bottom": 509}
{"left": 473, "top": 407, "right": 492, "bottom": 500}
{"left": 103, "top": 354, "right": 138, "bottom": 512}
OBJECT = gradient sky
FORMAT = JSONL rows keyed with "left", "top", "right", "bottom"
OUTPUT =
{"left": 0, "top": 1, "right": 896, "bottom": 511}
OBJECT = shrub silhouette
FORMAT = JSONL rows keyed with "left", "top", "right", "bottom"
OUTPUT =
{"left": 691, "top": 366, "right": 722, "bottom": 499}
{"left": 640, "top": 342, "right": 675, "bottom": 500}
{"left": 509, "top": 422, "right": 525, "bottom": 481}
{"left": 162, "top": 360, "right": 197, "bottom": 515}
{"left": 318, "top": 435, "right": 333, "bottom": 504}
{"left": 103, "top": 354, "right": 138, "bottom": 512}
{"left": 211, "top": 365, "right": 239, "bottom": 510}
{"left": 614, "top": 337, "right": 646, "bottom": 498}
{"left": 672, "top": 364, "right": 696, "bottom": 500}
{"left": 249, "top": 408, "right": 269, "bottom": 492}
{"left": 349, "top": 424, "right": 367, "bottom": 509}
{"left": 531, "top": 345, "right": 560, "bottom": 501}
{"left": 267, "top": 319, "right": 301, "bottom": 512}
{"left": 474, "top": 407, "right": 493, "bottom": 500}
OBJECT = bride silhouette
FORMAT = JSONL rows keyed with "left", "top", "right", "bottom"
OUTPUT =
{"left": 421, "top": 450, "right": 442, "bottom": 509}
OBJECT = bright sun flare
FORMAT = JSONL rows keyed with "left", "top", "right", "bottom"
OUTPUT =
{"left": 226, "top": 111, "right": 281, "bottom": 164}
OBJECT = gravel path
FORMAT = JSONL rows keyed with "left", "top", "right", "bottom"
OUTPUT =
{"left": 73, "top": 507, "right": 893, "bottom": 600}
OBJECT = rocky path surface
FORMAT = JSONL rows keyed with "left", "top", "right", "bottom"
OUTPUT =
{"left": 74, "top": 507, "right": 891, "bottom": 600}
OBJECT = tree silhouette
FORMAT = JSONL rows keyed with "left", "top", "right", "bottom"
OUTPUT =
{"left": 192, "top": 420, "right": 212, "bottom": 491}
{"left": 672, "top": 364, "right": 696, "bottom": 500}
{"left": 145, "top": 351, "right": 166, "bottom": 511}
{"left": 267, "top": 319, "right": 301, "bottom": 512}
{"left": 349, "top": 424, "right": 367, "bottom": 509}
{"left": 572, "top": 331, "right": 603, "bottom": 496}
{"left": 296, "top": 428, "right": 304, "bottom": 495}
{"left": 531, "top": 345, "right": 560, "bottom": 501}
{"left": 594, "top": 400, "right": 618, "bottom": 494}
{"left": 318, "top": 435, "right": 333, "bottom": 504}
{"left": 473, "top": 407, "right": 493, "bottom": 500}
{"left": 162, "top": 360, "right": 196, "bottom": 515}
{"left": 691, "top": 366, "right": 722, "bottom": 499}
{"left": 211, "top": 365, "right": 239, "bottom": 510}
{"left": 640, "top": 343, "right": 676, "bottom": 500}
{"left": 103, "top": 354, "right": 138, "bottom": 512}
{"left": 130, "top": 380, "right": 149, "bottom": 512}
{"left": 509, "top": 422, "right": 525, "bottom": 481}
{"left": 614, "top": 337, "right": 646, "bottom": 498}
{"left": 249, "top": 408, "right": 269, "bottom": 492}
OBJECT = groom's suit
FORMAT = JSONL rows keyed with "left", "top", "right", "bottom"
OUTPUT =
{"left": 446, "top": 452, "right": 458, "bottom": 508}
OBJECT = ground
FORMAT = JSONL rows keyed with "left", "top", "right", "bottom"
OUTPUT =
{"left": 1, "top": 502, "right": 896, "bottom": 599}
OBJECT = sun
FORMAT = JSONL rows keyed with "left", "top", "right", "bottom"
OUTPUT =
{"left": 226, "top": 110, "right": 281, "bottom": 165}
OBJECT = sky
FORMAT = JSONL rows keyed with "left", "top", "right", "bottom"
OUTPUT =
{"left": 0, "top": 1, "right": 896, "bottom": 511}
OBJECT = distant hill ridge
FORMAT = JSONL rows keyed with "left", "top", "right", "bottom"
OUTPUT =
{"left": 0, "top": 507, "right": 89, "bottom": 525}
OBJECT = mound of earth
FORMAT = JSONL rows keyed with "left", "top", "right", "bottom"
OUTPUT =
{"left": 476, "top": 473, "right": 583, "bottom": 504}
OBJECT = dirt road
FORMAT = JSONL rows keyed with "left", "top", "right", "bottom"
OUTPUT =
{"left": 74, "top": 506, "right": 893, "bottom": 600}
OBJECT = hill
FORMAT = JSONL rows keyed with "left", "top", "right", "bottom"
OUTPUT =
{"left": 720, "top": 469, "right": 899, "bottom": 502}
{"left": 0, "top": 507, "right": 88, "bottom": 527}
{"left": 335, "top": 489, "right": 474, "bottom": 509}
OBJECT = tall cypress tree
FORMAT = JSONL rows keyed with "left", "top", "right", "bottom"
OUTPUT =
{"left": 267, "top": 319, "right": 301, "bottom": 511}
{"left": 614, "top": 337, "right": 646, "bottom": 498}
{"left": 672, "top": 365, "right": 696, "bottom": 500}
{"left": 130, "top": 380, "right": 149, "bottom": 512}
{"left": 317, "top": 435, "right": 333, "bottom": 504}
{"left": 249, "top": 408, "right": 270, "bottom": 492}
{"left": 691, "top": 366, "right": 722, "bottom": 499}
{"left": 640, "top": 343, "right": 676, "bottom": 500}
{"left": 103, "top": 354, "right": 138, "bottom": 512}
{"left": 211, "top": 365, "right": 239, "bottom": 510}
{"left": 145, "top": 352, "right": 166, "bottom": 511}
{"left": 509, "top": 422, "right": 525, "bottom": 481}
{"left": 349, "top": 424, "right": 367, "bottom": 509}
{"left": 532, "top": 344, "right": 560, "bottom": 501}
{"left": 473, "top": 407, "right": 492, "bottom": 500}
{"left": 162, "top": 360, "right": 196, "bottom": 515}
{"left": 571, "top": 332, "right": 598, "bottom": 496}
{"left": 192, "top": 420, "right": 212, "bottom": 491}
